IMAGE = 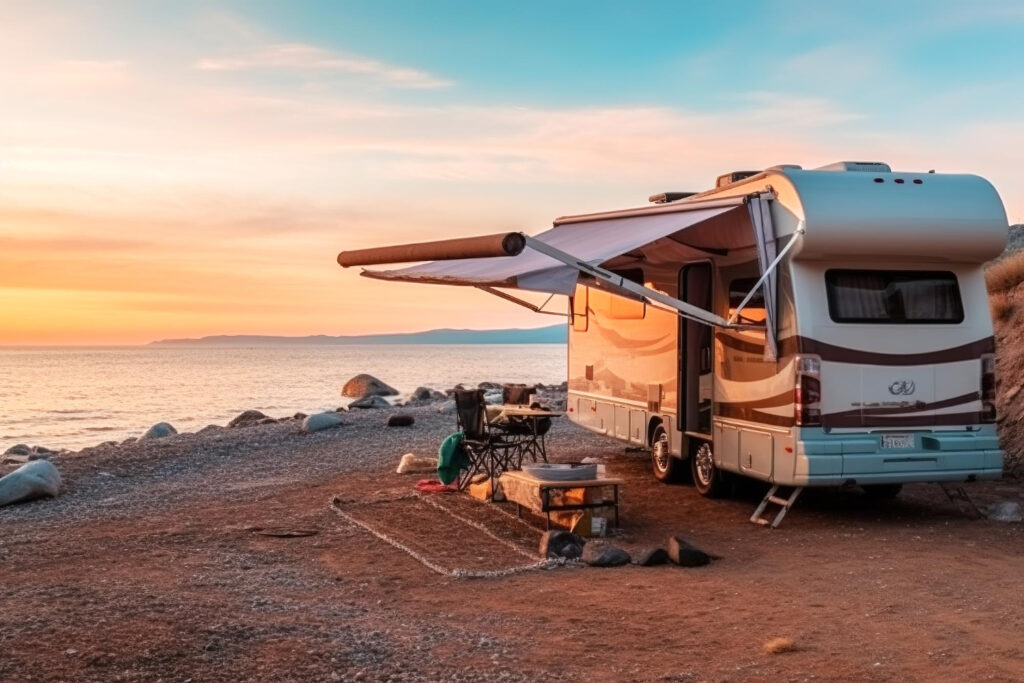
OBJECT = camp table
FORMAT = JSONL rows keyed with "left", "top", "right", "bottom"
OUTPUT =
{"left": 499, "top": 469, "right": 623, "bottom": 530}
{"left": 493, "top": 405, "right": 563, "bottom": 463}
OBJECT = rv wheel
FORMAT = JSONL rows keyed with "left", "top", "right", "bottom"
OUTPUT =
{"left": 691, "top": 441, "right": 728, "bottom": 498}
{"left": 650, "top": 424, "right": 681, "bottom": 482}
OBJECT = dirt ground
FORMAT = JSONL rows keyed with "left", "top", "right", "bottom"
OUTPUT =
{"left": 2, "top": 407, "right": 1024, "bottom": 682}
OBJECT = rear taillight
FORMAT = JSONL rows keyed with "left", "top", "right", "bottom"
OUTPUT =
{"left": 795, "top": 355, "right": 822, "bottom": 427}
{"left": 981, "top": 353, "right": 996, "bottom": 423}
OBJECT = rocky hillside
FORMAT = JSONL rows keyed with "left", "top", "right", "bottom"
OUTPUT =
{"left": 990, "top": 224, "right": 1024, "bottom": 475}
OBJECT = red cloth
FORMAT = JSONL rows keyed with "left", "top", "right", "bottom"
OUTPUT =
{"left": 415, "top": 478, "right": 458, "bottom": 493}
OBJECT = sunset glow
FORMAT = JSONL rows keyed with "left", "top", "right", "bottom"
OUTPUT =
{"left": 2, "top": 1, "right": 1021, "bottom": 345}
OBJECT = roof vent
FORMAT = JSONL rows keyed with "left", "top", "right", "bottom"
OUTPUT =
{"left": 649, "top": 191, "right": 697, "bottom": 204}
{"left": 765, "top": 164, "right": 802, "bottom": 171}
{"left": 816, "top": 161, "right": 891, "bottom": 173}
{"left": 715, "top": 170, "right": 759, "bottom": 188}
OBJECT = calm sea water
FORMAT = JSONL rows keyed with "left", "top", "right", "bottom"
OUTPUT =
{"left": 0, "top": 344, "right": 567, "bottom": 451}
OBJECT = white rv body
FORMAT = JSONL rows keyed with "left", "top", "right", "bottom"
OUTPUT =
{"left": 565, "top": 165, "right": 1006, "bottom": 488}
{"left": 339, "top": 161, "right": 1009, "bottom": 493}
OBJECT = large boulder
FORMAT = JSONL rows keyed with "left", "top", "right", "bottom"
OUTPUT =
{"left": 539, "top": 530, "right": 585, "bottom": 560}
{"left": 582, "top": 543, "right": 631, "bottom": 567}
{"left": 342, "top": 374, "right": 398, "bottom": 398}
{"left": 302, "top": 412, "right": 343, "bottom": 433}
{"left": 350, "top": 395, "right": 390, "bottom": 410}
{"left": 410, "top": 386, "right": 446, "bottom": 403}
{"left": 667, "top": 536, "right": 713, "bottom": 567}
{"left": 140, "top": 422, "right": 176, "bottom": 441}
{"left": 0, "top": 460, "right": 62, "bottom": 507}
{"left": 4, "top": 444, "right": 31, "bottom": 456}
{"left": 228, "top": 410, "right": 268, "bottom": 428}
{"left": 634, "top": 547, "right": 669, "bottom": 567}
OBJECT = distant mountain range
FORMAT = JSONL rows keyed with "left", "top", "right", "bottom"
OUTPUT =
{"left": 149, "top": 324, "right": 567, "bottom": 346}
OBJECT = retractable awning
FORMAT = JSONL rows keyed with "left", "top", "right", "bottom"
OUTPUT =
{"left": 337, "top": 193, "right": 795, "bottom": 349}
{"left": 344, "top": 199, "right": 745, "bottom": 296}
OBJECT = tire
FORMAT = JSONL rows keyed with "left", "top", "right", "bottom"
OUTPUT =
{"left": 691, "top": 440, "right": 729, "bottom": 498}
{"left": 863, "top": 484, "right": 902, "bottom": 499}
{"left": 650, "top": 423, "right": 682, "bottom": 483}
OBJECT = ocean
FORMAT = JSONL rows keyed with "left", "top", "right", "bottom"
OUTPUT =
{"left": 0, "top": 344, "right": 567, "bottom": 451}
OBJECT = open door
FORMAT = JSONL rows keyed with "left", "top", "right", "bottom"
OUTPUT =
{"left": 679, "top": 262, "right": 714, "bottom": 436}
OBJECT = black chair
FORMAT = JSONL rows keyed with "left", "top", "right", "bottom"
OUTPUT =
{"left": 500, "top": 384, "right": 550, "bottom": 463}
{"left": 453, "top": 389, "right": 527, "bottom": 490}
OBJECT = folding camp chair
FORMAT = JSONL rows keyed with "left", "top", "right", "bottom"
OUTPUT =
{"left": 500, "top": 383, "right": 551, "bottom": 463}
{"left": 452, "top": 389, "right": 527, "bottom": 490}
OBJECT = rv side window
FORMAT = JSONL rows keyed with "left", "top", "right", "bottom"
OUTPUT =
{"left": 825, "top": 270, "right": 964, "bottom": 324}
{"left": 572, "top": 285, "right": 588, "bottom": 331}
{"left": 728, "top": 277, "right": 766, "bottom": 324}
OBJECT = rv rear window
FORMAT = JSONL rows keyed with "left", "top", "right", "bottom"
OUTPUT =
{"left": 825, "top": 270, "right": 964, "bottom": 324}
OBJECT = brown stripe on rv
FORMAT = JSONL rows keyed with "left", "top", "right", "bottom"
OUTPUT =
{"left": 820, "top": 392, "right": 981, "bottom": 429}
{"left": 337, "top": 232, "right": 526, "bottom": 268}
{"left": 716, "top": 332, "right": 766, "bottom": 355}
{"left": 715, "top": 403, "right": 795, "bottom": 427}
{"left": 777, "top": 336, "right": 994, "bottom": 366}
{"left": 822, "top": 411, "right": 982, "bottom": 429}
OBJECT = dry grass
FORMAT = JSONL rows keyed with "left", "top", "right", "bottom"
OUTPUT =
{"left": 761, "top": 637, "right": 797, "bottom": 655}
{"left": 989, "top": 291, "right": 1016, "bottom": 321}
{"left": 986, "top": 251, "right": 1024, "bottom": 293}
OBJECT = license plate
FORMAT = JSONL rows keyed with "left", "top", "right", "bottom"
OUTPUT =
{"left": 881, "top": 433, "right": 914, "bottom": 449}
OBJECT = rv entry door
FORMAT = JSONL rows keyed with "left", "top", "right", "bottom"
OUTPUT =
{"left": 679, "top": 262, "right": 714, "bottom": 436}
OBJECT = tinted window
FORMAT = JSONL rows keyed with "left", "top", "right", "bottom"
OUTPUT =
{"left": 825, "top": 270, "right": 964, "bottom": 324}
{"left": 728, "top": 277, "right": 766, "bottom": 323}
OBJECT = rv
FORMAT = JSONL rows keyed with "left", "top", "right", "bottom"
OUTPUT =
{"left": 338, "top": 162, "right": 1009, "bottom": 524}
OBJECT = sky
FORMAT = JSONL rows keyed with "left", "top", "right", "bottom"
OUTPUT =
{"left": 1, "top": 0, "right": 1022, "bottom": 345}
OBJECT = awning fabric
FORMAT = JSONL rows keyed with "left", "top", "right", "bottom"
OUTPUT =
{"left": 749, "top": 196, "right": 779, "bottom": 361}
{"left": 362, "top": 202, "right": 743, "bottom": 295}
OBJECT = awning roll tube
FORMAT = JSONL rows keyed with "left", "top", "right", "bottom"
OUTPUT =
{"left": 337, "top": 232, "right": 525, "bottom": 268}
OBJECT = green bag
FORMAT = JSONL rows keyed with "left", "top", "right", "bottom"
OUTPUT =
{"left": 437, "top": 431, "right": 468, "bottom": 485}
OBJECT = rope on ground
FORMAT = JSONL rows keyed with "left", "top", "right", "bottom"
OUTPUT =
{"left": 414, "top": 493, "right": 538, "bottom": 560}
{"left": 328, "top": 495, "right": 572, "bottom": 579}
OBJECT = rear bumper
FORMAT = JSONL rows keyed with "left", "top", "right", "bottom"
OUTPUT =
{"left": 786, "top": 427, "right": 1003, "bottom": 486}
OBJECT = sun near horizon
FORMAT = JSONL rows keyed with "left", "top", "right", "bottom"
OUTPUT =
{"left": 2, "top": 2, "right": 1021, "bottom": 346}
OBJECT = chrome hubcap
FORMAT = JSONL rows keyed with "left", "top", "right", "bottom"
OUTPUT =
{"left": 695, "top": 443, "right": 714, "bottom": 485}
{"left": 653, "top": 432, "right": 670, "bottom": 472}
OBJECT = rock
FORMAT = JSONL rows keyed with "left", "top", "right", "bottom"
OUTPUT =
{"left": 634, "top": 547, "right": 669, "bottom": 566}
{"left": 196, "top": 425, "right": 222, "bottom": 435}
{"left": 121, "top": 437, "right": 137, "bottom": 445}
{"left": 257, "top": 417, "right": 278, "bottom": 425}
{"left": 396, "top": 453, "right": 438, "bottom": 474}
{"left": 140, "top": 422, "right": 177, "bottom": 441}
{"left": 293, "top": 412, "right": 307, "bottom": 420}
{"left": 4, "top": 444, "right": 31, "bottom": 456}
{"left": 436, "top": 400, "right": 456, "bottom": 415}
{"left": 410, "top": 387, "right": 445, "bottom": 403}
{"left": 1004, "top": 384, "right": 1022, "bottom": 402}
{"left": 302, "top": 412, "right": 343, "bottom": 433}
{"left": 31, "top": 445, "right": 54, "bottom": 454}
{"left": 342, "top": 374, "right": 398, "bottom": 398}
{"left": 2, "top": 454, "right": 30, "bottom": 465}
{"left": 667, "top": 536, "right": 713, "bottom": 567}
{"left": 387, "top": 414, "right": 415, "bottom": 427}
{"left": 349, "top": 395, "right": 391, "bottom": 410}
{"left": 539, "top": 530, "right": 586, "bottom": 560}
{"left": 227, "top": 410, "right": 268, "bottom": 428}
{"left": 987, "top": 501, "right": 1022, "bottom": 522}
{"left": 478, "top": 381, "right": 501, "bottom": 391}
{"left": 483, "top": 391, "right": 503, "bottom": 405}
{"left": 0, "top": 460, "right": 62, "bottom": 506}
{"left": 582, "top": 543, "right": 630, "bottom": 567}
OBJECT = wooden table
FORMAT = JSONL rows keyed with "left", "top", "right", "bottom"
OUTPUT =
{"left": 499, "top": 470, "right": 623, "bottom": 530}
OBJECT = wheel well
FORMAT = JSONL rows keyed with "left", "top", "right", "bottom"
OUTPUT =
{"left": 647, "top": 417, "right": 664, "bottom": 447}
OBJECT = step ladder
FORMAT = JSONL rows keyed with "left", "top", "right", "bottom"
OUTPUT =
{"left": 939, "top": 483, "right": 985, "bottom": 519}
{"left": 750, "top": 485, "right": 804, "bottom": 528}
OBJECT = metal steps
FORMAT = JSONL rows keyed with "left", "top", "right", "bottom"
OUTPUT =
{"left": 750, "top": 485, "right": 803, "bottom": 528}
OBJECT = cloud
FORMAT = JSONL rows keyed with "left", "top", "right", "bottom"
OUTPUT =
{"left": 195, "top": 42, "right": 453, "bottom": 89}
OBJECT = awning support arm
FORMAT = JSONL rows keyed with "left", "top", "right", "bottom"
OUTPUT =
{"left": 475, "top": 286, "right": 567, "bottom": 316}
{"left": 727, "top": 221, "right": 805, "bottom": 325}
{"left": 522, "top": 235, "right": 731, "bottom": 328}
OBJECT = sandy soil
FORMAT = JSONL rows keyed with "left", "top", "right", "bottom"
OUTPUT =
{"left": 2, "top": 401, "right": 1024, "bottom": 682}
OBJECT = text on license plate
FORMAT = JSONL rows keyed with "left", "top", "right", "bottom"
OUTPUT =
{"left": 881, "top": 433, "right": 915, "bottom": 449}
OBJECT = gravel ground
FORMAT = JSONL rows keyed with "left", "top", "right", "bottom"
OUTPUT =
{"left": 3, "top": 390, "right": 1024, "bottom": 682}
